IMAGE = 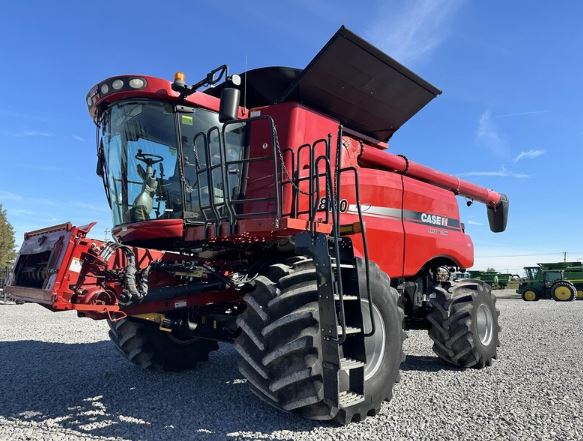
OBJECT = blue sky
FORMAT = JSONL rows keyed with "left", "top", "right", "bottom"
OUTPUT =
{"left": 1, "top": 1, "right": 582, "bottom": 273}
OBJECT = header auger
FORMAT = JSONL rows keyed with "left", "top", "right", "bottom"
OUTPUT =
{"left": 6, "top": 26, "right": 507, "bottom": 424}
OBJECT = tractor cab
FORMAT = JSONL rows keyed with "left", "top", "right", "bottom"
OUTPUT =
{"left": 523, "top": 266, "right": 540, "bottom": 281}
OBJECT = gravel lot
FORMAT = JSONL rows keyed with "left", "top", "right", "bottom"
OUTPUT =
{"left": 1, "top": 290, "right": 582, "bottom": 440}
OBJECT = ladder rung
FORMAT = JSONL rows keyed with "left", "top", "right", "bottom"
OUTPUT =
{"left": 331, "top": 263, "right": 356, "bottom": 269}
{"left": 334, "top": 294, "right": 358, "bottom": 301}
{"left": 338, "top": 326, "right": 361, "bottom": 335}
{"left": 338, "top": 391, "right": 365, "bottom": 408}
{"left": 340, "top": 358, "right": 365, "bottom": 370}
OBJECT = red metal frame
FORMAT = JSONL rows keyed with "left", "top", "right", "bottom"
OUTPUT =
{"left": 7, "top": 74, "right": 505, "bottom": 317}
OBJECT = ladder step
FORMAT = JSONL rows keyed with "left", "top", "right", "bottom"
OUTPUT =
{"left": 334, "top": 294, "right": 359, "bottom": 301}
{"left": 338, "top": 391, "right": 365, "bottom": 408}
{"left": 338, "top": 326, "right": 361, "bottom": 335}
{"left": 340, "top": 358, "right": 365, "bottom": 370}
{"left": 331, "top": 263, "right": 356, "bottom": 269}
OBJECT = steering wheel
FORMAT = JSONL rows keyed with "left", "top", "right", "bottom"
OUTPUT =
{"left": 135, "top": 149, "right": 164, "bottom": 166}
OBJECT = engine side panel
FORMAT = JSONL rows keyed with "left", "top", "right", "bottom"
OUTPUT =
{"left": 401, "top": 176, "right": 473, "bottom": 275}
{"left": 340, "top": 168, "right": 405, "bottom": 277}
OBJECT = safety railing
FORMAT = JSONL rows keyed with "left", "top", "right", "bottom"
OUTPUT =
{"left": 187, "top": 115, "right": 281, "bottom": 237}
{"left": 185, "top": 119, "right": 375, "bottom": 341}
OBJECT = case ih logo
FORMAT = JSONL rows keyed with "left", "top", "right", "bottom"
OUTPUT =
{"left": 420, "top": 213, "right": 449, "bottom": 227}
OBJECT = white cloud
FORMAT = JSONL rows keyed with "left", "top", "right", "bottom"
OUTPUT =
{"left": 0, "top": 190, "right": 23, "bottom": 201}
{"left": 476, "top": 110, "right": 512, "bottom": 159}
{"left": 514, "top": 149, "right": 545, "bottom": 163}
{"left": 72, "top": 135, "right": 85, "bottom": 142}
{"left": 466, "top": 220, "right": 483, "bottom": 226}
{"left": 472, "top": 249, "right": 573, "bottom": 275}
{"left": 11, "top": 130, "right": 52, "bottom": 137}
{"left": 496, "top": 110, "right": 550, "bottom": 118}
{"left": 73, "top": 201, "right": 109, "bottom": 213}
{"left": 367, "top": 0, "right": 463, "bottom": 65}
{"left": 459, "top": 167, "right": 529, "bottom": 179}
{"left": 477, "top": 111, "right": 501, "bottom": 143}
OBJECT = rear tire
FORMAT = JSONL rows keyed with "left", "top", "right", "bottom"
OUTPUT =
{"left": 427, "top": 280, "right": 501, "bottom": 368}
{"left": 235, "top": 256, "right": 404, "bottom": 424}
{"left": 551, "top": 281, "right": 576, "bottom": 302}
{"left": 107, "top": 318, "right": 219, "bottom": 371}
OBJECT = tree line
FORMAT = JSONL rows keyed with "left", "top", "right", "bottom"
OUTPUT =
{"left": 0, "top": 204, "right": 16, "bottom": 268}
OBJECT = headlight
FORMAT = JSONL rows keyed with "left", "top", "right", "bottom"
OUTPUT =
{"left": 129, "top": 78, "right": 146, "bottom": 89}
{"left": 100, "top": 84, "right": 109, "bottom": 94}
{"left": 112, "top": 79, "right": 124, "bottom": 90}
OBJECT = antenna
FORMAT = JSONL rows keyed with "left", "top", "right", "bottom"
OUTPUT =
{"left": 243, "top": 55, "right": 248, "bottom": 115}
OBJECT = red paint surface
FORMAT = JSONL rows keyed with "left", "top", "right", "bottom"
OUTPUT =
{"left": 8, "top": 74, "right": 505, "bottom": 316}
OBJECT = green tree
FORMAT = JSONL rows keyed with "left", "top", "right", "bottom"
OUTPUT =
{"left": 0, "top": 205, "right": 16, "bottom": 268}
{"left": 486, "top": 267, "right": 496, "bottom": 272}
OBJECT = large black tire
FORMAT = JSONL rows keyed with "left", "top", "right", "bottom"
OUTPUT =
{"left": 108, "top": 318, "right": 219, "bottom": 371}
{"left": 235, "top": 256, "right": 404, "bottom": 425}
{"left": 550, "top": 281, "right": 576, "bottom": 302}
{"left": 427, "top": 280, "right": 500, "bottom": 368}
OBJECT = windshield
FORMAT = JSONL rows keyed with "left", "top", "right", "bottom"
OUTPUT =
{"left": 98, "top": 100, "right": 247, "bottom": 227}
{"left": 99, "top": 101, "right": 181, "bottom": 226}
{"left": 525, "top": 267, "right": 540, "bottom": 280}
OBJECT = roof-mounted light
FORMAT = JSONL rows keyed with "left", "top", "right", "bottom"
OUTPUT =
{"left": 86, "top": 76, "right": 148, "bottom": 119}
{"left": 129, "top": 78, "right": 146, "bottom": 89}
{"left": 173, "top": 71, "right": 186, "bottom": 89}
{"left": 112, "top": 79, "right": 124, "bottom": 90}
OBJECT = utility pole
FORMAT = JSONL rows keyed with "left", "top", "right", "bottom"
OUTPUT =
{"left": 104, "top": 228, "right": 110, "bottom": 241}
{"left": 563, "top": 251, "right": 567, "bottom": 263}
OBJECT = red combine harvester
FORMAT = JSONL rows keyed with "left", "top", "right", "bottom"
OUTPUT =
{"left": 6, "top": 27, "right": 508, "bottom": 424}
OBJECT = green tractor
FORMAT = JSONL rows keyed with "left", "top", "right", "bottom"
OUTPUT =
{"left": 469, "top": 270, "right": 500, "bottom": 289}
{"left": 564, "top": 264, "right": 583, "bottom": 299}
{"left": 517, "top": 262, "right": 580, "bottom": 302}
{"left": 497, "top": 273, "right": 512, "bottom": 289}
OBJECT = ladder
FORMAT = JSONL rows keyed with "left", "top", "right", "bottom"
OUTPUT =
{"left": 293, "top": 125, "right": 374, "bottom": 411}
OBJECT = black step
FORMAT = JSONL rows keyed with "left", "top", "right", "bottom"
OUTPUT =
{"left": 331, "top": 262, "right": 356, "bottom": 269}
{"left": 338, "top": 326, "right": 361, "bottom": 335}
{"left": 334, "top": 294, "right": 358, "bottom": 301}
{"left": 340, "top": 357, "right": 365, "bottom": 370}
{"left": 338, "top": 391, "right": 365, "bottom": 408}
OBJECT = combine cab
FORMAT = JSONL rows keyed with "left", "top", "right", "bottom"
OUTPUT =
{"left": 5, "top": 27, "right": 509, "bottom": 424}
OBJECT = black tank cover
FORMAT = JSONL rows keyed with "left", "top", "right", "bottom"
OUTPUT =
{"left": 206, "top": 26, "right": 441, "bottom": 141}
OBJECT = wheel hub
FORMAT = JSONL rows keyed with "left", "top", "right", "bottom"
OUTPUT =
{"left": 476, "top": 303, "right": 494, "bottom": 346}
{"left": 524, "top": 290, "right": 536, "bottom": 301}
{"left": 362, "top": 301, "right": 386, "bottom": 380}
{"left": 554, "top": 286, "right": 571, "bottom": 301}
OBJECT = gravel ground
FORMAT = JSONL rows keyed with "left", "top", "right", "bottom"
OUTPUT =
{"left": 1, "top": 290, "right": 582, "bottom": 440}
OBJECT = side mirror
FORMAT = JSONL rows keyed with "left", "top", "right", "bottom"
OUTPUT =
{"left": 219, "top": 87, "right": 240, "bottom": 123}
{"left": 487, "top": 193, "right": 509, "bottom": 233}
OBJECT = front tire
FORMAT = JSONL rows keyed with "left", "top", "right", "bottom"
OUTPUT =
{"left": 235, "top": 257, "right": 404, "bottom": 424}
{"left": 108, "top": 318, "right": 219, "bottom": 371}
{"left": 428, "top": 280, "right": 501, "bottom": 368}
{"left": 521, "top": 289, "right": 538, "bottom": 301}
